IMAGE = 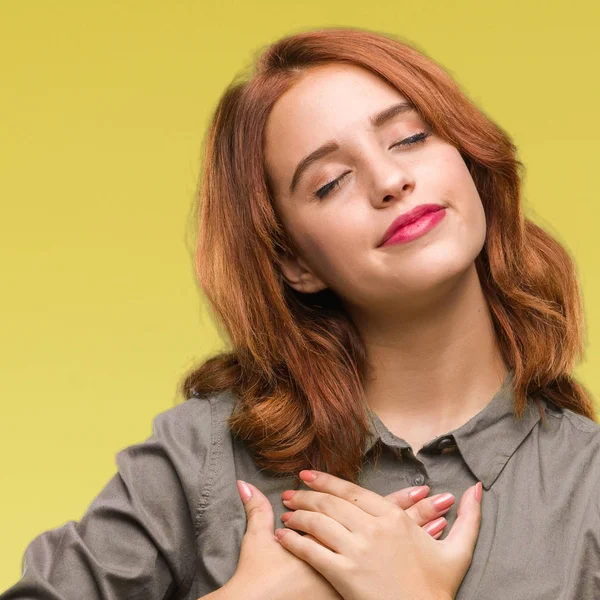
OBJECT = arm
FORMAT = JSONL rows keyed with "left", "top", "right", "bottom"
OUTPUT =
{"left": 0, "top": 397, "right": 214, "bottom": 599}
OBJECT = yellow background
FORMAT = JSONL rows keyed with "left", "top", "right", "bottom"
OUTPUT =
{"left": 1, "top": 0, "right": 598, "bottom": 588}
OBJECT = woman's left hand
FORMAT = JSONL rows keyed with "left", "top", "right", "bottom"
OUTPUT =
{"left": 276, "top": 469, "right": 482, "bottom": 600}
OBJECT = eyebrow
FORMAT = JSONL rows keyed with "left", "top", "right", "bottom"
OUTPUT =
{"left": 288, "top": 101, "right": 416, "bottom": 195}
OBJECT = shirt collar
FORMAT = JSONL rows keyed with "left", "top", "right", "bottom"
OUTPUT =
{"left": 361, "top": 370, "right": 543, "bottom": 490}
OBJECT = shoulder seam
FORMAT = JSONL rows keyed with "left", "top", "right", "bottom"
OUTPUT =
{"left": 194, "top": 395, "right": 224, "bottom": 538}
{"left": 562, "top": 409, "right": 600, "bottom": 435}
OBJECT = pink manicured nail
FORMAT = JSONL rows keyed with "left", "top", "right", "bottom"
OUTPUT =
{"left": 409, "top": 486, "right": 429, "bottom": 501}
{"left": 432, "top": 493, "right": 454, "bottom": 511}
{"left": 281, "top": 490, "right": 297, "bottom": 501}
{"left": 474, "top": 482, "right": 483, "bottom": 502}
{"left": 237, "top": 480, "right": 252, "bottom": 502}
{"left": 299, "top": 470, "right": 318, "bottom": 482}
{"left": 424, "top": 517, "right": 446, "bottom": 535}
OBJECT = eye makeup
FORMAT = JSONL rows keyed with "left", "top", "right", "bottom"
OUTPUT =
{"left": 311, "top": 130, "right": 431, "bottom": 200}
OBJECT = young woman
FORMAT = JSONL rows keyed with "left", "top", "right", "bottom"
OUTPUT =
{"left": 2, "top": 26, "right": 599, "bottom": 600}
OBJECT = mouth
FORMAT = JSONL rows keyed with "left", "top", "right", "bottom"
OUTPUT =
{"left": 378, "top": 204, "right": 446, "bottom": 247}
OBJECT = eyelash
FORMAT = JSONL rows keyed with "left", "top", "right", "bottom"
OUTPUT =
{"left": 312, "top": 130, "right": 431, "bottom": 200}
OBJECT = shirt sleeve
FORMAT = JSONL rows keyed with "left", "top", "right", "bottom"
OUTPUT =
{"left": 0, "top": 397, "right": 214, "bottom": 600}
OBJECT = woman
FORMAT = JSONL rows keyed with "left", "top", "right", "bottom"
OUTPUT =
{"left": 2, "top": 26, "right": 599, "bottom": 600}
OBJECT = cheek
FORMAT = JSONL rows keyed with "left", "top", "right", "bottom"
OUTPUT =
{"left": 474, "top": 200, "right": 487, "bottom": 249}
{"left": 283, "top": 218, "right": 341, "bottom": 274}
{"left": 299, "top": 216, "right": 371, "bottom": 286}
{"left": 458, "top": 180, "right": 487, "bottom": 252}
{"left": 437, "top": 154, "right": 486, "bottom": 248}
{"left": 443, "top": 197, "right": 486, "bottom": 268}
{"left": 303, "top": 209, "right": 365, "bottom": 253}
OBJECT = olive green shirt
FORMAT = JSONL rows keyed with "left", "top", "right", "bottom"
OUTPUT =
{"left": 2, "top": 370, "right": 600, "bottom": 599}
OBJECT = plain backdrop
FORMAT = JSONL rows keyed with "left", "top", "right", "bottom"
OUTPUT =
{"left": 1, "top": 0, "right": 599, "bottom": 588}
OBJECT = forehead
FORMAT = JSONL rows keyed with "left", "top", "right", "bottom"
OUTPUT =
{"left": 264, "top": 64, "right": 408, "bottom": 190}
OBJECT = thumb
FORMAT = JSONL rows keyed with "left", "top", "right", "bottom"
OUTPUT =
{"left": 237, "top": 480, "right": 274, "bottom": 538}
{"left": 443, "top": 482, "right": 482, "bottom": 558}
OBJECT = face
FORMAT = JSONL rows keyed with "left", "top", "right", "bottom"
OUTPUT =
{"left": 264, "top": 63, "right": 486, "bottom": 319}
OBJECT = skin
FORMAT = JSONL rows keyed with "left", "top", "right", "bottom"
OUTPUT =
{"left": 264, "top": 63, "right": 508, "bottom": 453}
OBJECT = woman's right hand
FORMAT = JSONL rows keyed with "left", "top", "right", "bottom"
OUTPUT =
{"left": 218, "top": 480, "right": 459, "bottom": 600}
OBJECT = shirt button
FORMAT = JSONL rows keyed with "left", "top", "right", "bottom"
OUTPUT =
{"left": 412, "top": 472, "right": 426, "bottom": 486}
{"left": 437, "top": 436, "right": 456, "bottom": 451}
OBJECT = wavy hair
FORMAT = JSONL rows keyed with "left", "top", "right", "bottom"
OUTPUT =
{"left": 180, "top": 27, "right": 595, "bottom": 485}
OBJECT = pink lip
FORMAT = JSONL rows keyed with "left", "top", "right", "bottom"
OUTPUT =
{"left": 378, "top": 204, "right": 446, "bottom": 247}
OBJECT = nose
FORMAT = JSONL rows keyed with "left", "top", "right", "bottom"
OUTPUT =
{"left": 367, "top": 152, "right": 415, "bottom": 208}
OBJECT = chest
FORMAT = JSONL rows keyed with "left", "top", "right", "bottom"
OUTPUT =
{"left": 456, "top": 486, "right": 591, "bottom": 599}
{"left": 187, "top": 444, "right": 596, "bottom": 600}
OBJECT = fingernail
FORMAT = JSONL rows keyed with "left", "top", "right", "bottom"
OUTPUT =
{"left": 281, "top": 512, "right": 292, "bottom": 522}
{"left": 432, "top": 493, "right": 454, "bottom": 510}
{"left": 409, "top": 486, "right": 429, "bottom": 501}
{"left": 281, "top": 490, "right": 297, "bottom": 501}
{"left": 474, "top": 482, "right": 483, "bottom": 503}
{"left": 423, "top": 517, "right": 446, "bottom": 535}
{"left": 299, "top": 470, "right": 318, "bottom": 482}
{"left": 237, "top": 480, "right": 252, "bottom": 502}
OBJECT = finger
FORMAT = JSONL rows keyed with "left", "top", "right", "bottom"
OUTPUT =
{"left": 384, "top": 485, "right": 430, "bottom": 509}
{"left": 282, "top": 489, "right": 372, "bottom": 533}
{"left": 403, "top": 492, "right": 455, "bottom": 526}
{"left": 298, "top": 470, "right": 397, "bottom": 518}
{"left": 442, "top": 483, "right": 482, "bottom": 562}
{"left": 422, "top": 516, "right": 447, "bottom": 538}
{"left": 282, "top": 486, "right": 453, "bottom": 538}
{"left": 237, "top": 480, "right": 274, "bottom": 540}
{"left": 384, "top": 486, "right": 454, "bottom": 535}
{"left": 275, "top": 527, "right": 345, "bottom": 590}
{"left": 281, "top": 508, "right": 353, "bottom": 554}
{"left": 303, "top": 533, "right": 329, "bottom": 548}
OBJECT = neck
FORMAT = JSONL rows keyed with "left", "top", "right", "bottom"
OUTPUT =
{"left": 354, "top": 263, "right": 508, "bottom": 436}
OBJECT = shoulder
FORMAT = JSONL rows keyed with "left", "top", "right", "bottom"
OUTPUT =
{"left": 538, "top": 398, "right": 600, "bottom": 486}
{"left": 114, "top": 389, "right": 239, "bottom": 484}
{"left": 536, "top": 399, "right": 600, "bottom": 510}
{"left": 541, "top": 397, "right": 600, "bottom": 438}
{"left": 149, "top": 388, "right": 238, "bottom": 441}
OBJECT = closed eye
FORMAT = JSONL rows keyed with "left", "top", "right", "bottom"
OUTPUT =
{"left": 312, "top": 130, "right": 431, "bottom": 200}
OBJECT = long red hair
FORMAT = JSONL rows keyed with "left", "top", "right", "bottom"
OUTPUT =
{"left": 180, "top": 27, "right": 595, "bottom": 484}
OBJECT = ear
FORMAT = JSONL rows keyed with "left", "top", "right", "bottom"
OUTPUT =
{"left": 278, "top": 251, "right": 328, "bottom": 294}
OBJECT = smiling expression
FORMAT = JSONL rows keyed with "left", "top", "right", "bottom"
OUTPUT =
{"left": 264, "top": 62, "right": 487, "bottom": 316}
